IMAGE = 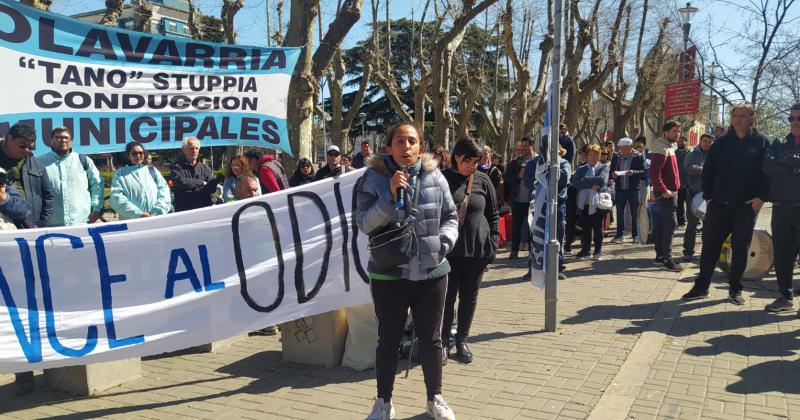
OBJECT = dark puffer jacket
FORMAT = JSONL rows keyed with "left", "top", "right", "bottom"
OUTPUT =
{"left": 764, "top": 133, "right": 800, "bottom": 204}
{"left": 356, "top": 153, "right": 458, "bottom": 281}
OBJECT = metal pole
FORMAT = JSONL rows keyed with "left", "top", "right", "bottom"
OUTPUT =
{"left": 545, "top": 0, "right": 562, "bottom": 333}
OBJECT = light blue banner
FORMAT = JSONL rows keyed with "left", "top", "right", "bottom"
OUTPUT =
{"left": 0, "top": 0, "right": 300, "bottom": 155}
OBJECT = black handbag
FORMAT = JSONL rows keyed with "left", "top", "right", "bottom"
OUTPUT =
{"left": 368, "top": 175, "right": 422, "bottom": 270}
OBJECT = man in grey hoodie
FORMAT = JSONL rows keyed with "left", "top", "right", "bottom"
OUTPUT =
{"left": 682, "top": 133, "right": 714, "bottom": 261}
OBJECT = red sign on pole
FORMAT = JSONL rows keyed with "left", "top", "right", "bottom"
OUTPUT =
{"left": 664, "top": 79, "right": 701, "bottom": 118}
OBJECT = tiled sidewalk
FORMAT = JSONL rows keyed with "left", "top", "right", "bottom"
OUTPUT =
{"left": 2, "top": 214, "right": 799, "bottom": 419}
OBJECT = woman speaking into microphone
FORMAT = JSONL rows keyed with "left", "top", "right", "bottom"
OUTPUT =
{"left": 356, "top": 122, "right": 459, "bottom": 420}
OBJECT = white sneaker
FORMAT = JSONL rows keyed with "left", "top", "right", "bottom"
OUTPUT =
{"left": 426, "top": 395, "right": 456, "bottom": 420}
{"left": 366, "top": 398, "right": 395, "bottom": 420}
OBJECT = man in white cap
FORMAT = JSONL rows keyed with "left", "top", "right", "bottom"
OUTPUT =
{"left": 315, "top": 144, "right": 353, "bottom": 180}
{"left": 609, "top": 137, "right": 647, "bottom": 243}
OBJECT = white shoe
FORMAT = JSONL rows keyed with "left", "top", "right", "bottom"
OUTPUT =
{"left": 426, "top": 395, "right": 456, "bottom": 420}
{"left": 366, "top": 398, "right": 395, "bottom": 420}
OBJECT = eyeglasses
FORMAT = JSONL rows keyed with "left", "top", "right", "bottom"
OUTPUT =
{"left": 17, "top": 142, "right": 34, "bottom": 150}
{"left": 130, "top": 151, "right": 145, "bottom": 157}
{"left": 789, "top": 116, "right": 800, "bottom": 123}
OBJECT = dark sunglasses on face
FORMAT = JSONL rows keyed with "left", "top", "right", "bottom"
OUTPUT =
{"left": 17, "top": 142, "right": 34, "bottom": 150}
{"left": 789, "top": 116, "right": 800, "bottom": 122}
{"left": 130, "top": 151, "right": 145, "bottom": 157}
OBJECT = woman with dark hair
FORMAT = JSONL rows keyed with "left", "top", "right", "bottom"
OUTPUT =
{"left": 357, "top": 123, "right": 459, "bottom": 420}
{"left": 478, "top": 145, "right": 504, "bottom": 204}
{"left": 222, "top": 154, "right": 259, "bottom": 202}
{"left": 572, "top": 144, "right": 610, "bottom": 260}
{"left": 289, "top": 158, "right": 315, "bottom": 187}
{"left": 110, "top": 142, "right": 172, "bottom": 219}
{"left": 432, "top": 145, "right": 451, "bottom": 171}
{"left": 441, "top": 138, "right": 499, "bottom": 364}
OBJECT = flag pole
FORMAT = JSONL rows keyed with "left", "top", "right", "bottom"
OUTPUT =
{"left": 545, "top": 0, "right": 562, "bottom": 333}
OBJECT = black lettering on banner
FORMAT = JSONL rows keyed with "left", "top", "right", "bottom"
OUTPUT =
{"left": 39, "top": 18, "right": 72, "bottom": 55}
{"left": 34, "top": 90, "right": 60, "bottom": 108}
{"left": 76, "top": 29, "right": 116, "bottom": 60}
{"left": 333, "top": 182, "right": 350, "bottom": 291}
{"left": 219, "top": 47, "right": 247, "bottom": 70}
{"left": 131, "top": 117, "right": 157, "bottom": 143}
{"left": 116, "top": 33, "right": 151, "bottom": 62}
{"left": 150, "top": 39, "right": 181, "bottom": 66}
{"left": 185, "top": 43, "right": 215, "bottom": 68}
{"left": 287, "top": 192, "right": 332, "bottom": 304}
{"left": 0, "top": 4, "right": 30, "bottom": 43}
{"left": 174, "top": 116, "right": 198, "bottom": 139}
{"left": 261, "top": 120, "right": 279, "bottom": 144}
{"left": 231, "top": 202, "right": 284, "bottom": 312}
{"left": 152, "top": 73, "right": 169, "bottom": 90}
{"left": 350, "top": 177, "right": 370, "bottom": 284}
{"left": 240, "top": 117, "right": 259, "bottom": 140}
{"left": 79, "top": 117, "right": 110, "bottom": 146}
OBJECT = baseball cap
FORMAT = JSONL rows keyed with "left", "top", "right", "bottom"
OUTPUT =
{"left": 326, "top": 145, "right": 340, "bottom": 154}
{"left": 618, "top": 137, "right": 633, "bottom": 147}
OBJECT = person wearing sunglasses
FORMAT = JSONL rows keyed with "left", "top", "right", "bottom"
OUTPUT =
{"left": 314, "top": 144, "right": 352, "bottom": 180}
{"left": 0, "top": 122, "right": 53, "bottom": 229}
{"left": 109, "top": 142, "right": 172, "bottom": 220}
{"left": 762, "top": 103, "right": 800, "bottom": 314}
{"left": 289, "top": 157, "right": 315, "bottom": 187}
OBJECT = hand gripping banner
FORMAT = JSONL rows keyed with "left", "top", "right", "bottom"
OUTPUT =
{"left": 0, "top": 171, "right": 372, "bottom": 374}
{"left": 0, "top": 0, "right": 300, "bottom": 155}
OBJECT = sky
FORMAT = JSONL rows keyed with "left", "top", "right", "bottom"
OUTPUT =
{"left": 47, "top": 0, "right": 799, "bottom": 105}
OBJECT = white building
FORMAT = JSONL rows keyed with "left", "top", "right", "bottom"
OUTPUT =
{"left": 72, "top": 0, "right": 192, "bottom": 39}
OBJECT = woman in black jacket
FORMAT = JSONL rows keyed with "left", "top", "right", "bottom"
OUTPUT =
{"left": 288, "top": 158, "right": 315, "bottom": 187}
{"left": 441, "top": 138, "right": 499, "bottom": 364}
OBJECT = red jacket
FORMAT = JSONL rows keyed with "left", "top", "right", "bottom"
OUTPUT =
{"left": 648, "top": 137, "right": 680, "bottom": 193}
{"left": 256, "top": 155, "right": 281, "bottom": 193}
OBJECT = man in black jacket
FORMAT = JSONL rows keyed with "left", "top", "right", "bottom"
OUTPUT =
{"left": 169, "top": 137, "right": 220, "bottom": 212}
{"left": 609, "top": 138, "right": 646, "bottom": 243}
{"left": 0, "top": 123, "right": 54, "bottom": 396}
{"left": 682, "top": 103, "right": 769, "bottom": 305}
{"left": 0, "top": 123, "right": 53, "bottom": 228}
{"left": 763, "top": 103, "right": 800, "bottom": 313}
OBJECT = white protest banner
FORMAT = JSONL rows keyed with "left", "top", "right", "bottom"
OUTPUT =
{"left": 0, "top": 170, "right": 373, "bottom": 374}
{"left": 0, "top": 0, "right": 300, "bottom": 155}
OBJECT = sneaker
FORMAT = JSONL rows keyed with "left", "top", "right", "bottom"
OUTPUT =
{"left": 442, "top": 346, "right": 449, "bottom": 366}
{"left": 366, "top": 398, "right": 395, "bottom": 420}
{"left": 681, "top": 255, "right": 694, "bottom": 263}
{"left": 558, "top": 272, "right": 567, "bottom": 280}
{"left": 654, "top": 256, "right": 664, "bottom": 265}
{"left": 564, "top": 248, "right": 574, "bottom": 256}
{"left": 592, "top": 253, "right": 603, "bottom": 261}
{"left": 681, "top": 288, "right": 709, "bottom": 301}
{"left": 426, "top": 395, "right": 456, "bottom": 420}
{"left": 662, "top": 260, "right": 683, "bottom": 272}
{"left": 610, "top": 237, "right": 623, "bottom": 244}
{"left": 632, "top": 235, "right": 641, "bottom": 243}
{"left": 765, "top": 296, "right": 794, "bottom": 313}
{"left": 728, "top": 292, "right": 746, "bottom": 306}
{"left": 575, "top": 251, "right": 590, "bottom": 260}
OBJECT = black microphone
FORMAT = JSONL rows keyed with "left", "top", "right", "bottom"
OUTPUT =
{"left": 396, "top": 165, "right": 408, "bottom": 209}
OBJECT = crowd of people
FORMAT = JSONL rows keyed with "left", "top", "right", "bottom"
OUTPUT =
{"left": 2, "top": 102, "right": 799, "bottom": 420}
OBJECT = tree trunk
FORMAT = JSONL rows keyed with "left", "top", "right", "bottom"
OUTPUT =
{"left": 133, "top": 1, "right": 154, "bottom": 33}
{"left": 221, "top": 0, "right": 245, "bottom": 44}
{"left": 284, "top": 0, "right": 364, "bottom": 166}
{"left": 99, "top": 0, "right": 125, "bottom": 26}
{"left": 21, "top": 0, "right": 51, "bottom": 10}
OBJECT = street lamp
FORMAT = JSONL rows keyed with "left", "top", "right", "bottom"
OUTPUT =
{"left": 678, "top": 2, "right": 698, "bottom": 82}
{"left": 358, "top": 112, "right": 367, "bottom": 150}
{"left": 707, "top": 62, "right": 719, "bottom": 133}
{"left": 720, "top": 88, "right": 727, "bottom": 126}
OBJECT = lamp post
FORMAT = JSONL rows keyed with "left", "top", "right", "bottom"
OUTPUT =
{"left": 720, "top": 88, "right": 727, "bottom": 127}
{"left": 358, "top": 112, "right": 367, "bottom": 150}
{"left": 677, "top": 2, "right": 699, "bottom": 130}
{"left": 707, "top": 62, "right": 719, "bottom": 133}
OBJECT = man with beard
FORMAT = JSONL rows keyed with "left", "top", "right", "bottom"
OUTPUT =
{"left": 675, "top": 136, "right": 690, "bottom": 227}
{"left": 682, "top": 103, "right": 768, "bottom": 304}
{"left": 649, "top": 120, "right": 683, "bottom": 272}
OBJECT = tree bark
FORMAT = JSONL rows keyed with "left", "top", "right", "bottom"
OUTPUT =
{"left": 99, "top": 0, "right": 125, "bottom": 26}
{"left": 284, "top": 0, "right": 364, "bottom": 165}
{"left": 221, "top": 0, "right": 245, "bottom": 45}
{"left": 21, "top": 0, "right": 51, "bottom": 10}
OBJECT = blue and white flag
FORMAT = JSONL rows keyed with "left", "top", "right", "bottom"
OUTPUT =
{"left": 0, "top": 0, "right": 300, "bottom": 155}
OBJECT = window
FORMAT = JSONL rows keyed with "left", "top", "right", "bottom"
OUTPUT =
{"left": 183, "top": 26, "right": 190, "bottom": 35}
{"left": 168, "top": 22, "right": 177, "bottom": 32}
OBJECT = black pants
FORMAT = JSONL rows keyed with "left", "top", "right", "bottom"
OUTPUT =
{"left": 676, "top": 187, "right": 688, "bottom": 225}
{"left": 652, "top": 194, "right": 677, "bottom": 261}
{"left": 371, "top": 276, "right": 446, "bottom": 402}
{"left": 683, "top": 190, "right": 700, "bottom": 256}
{"left": 565, "top": 186, "right": 578, "bottom": 251}
{"left": 772, "top": 204, "right": 800, "bottom": 299}
{"left": 694, "top": 203, "right": 756, "bottom": 294}
{"left": 511, "top": 202, "right": 530, "bottom": 253}
{"left": 442, "top": 257, "right": 491, "bottom": 344}
{"left": 580, "top": 206, "right": 604, "bottom": 255}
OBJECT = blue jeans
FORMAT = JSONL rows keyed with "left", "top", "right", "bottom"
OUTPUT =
{"left": 614, "top": 189, "right": 640, "bottom": 238}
